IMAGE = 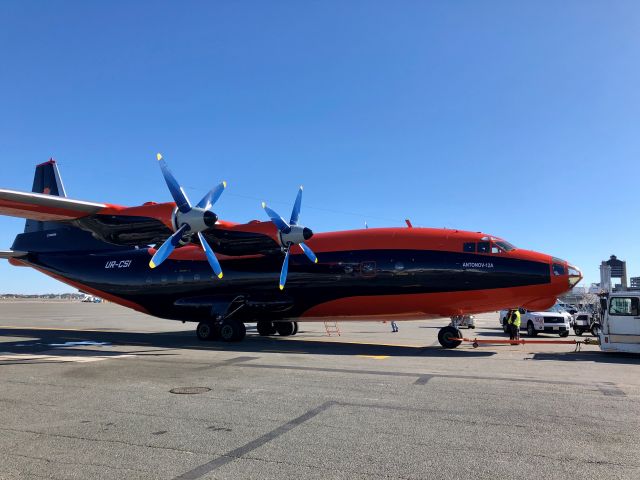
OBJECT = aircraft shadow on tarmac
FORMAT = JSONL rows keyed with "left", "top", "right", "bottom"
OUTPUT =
{"left": 530, "top": 351, "right": 640, "bottom": 365}
{"left": 0, "top": 327, "right": 494, "bottom": 359}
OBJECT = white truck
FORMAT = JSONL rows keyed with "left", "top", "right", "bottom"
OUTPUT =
{"left": 598, "top": 292, "right": 640, "bottom": 354}
{"left": 499, "top": 308, "right": 571, "bottom": 337}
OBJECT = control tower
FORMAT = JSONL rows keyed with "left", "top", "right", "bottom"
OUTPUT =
{"left": 601, "top": 255, "right": 627, "bottom": 291}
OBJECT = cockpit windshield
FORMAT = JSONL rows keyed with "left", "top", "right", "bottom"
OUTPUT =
{"left": 494, "top": 241, "right": 515, "bottom": 252}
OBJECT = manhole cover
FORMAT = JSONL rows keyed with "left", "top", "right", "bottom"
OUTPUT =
{"left": 169, "top": 387, "right": 211, "bottom": 395}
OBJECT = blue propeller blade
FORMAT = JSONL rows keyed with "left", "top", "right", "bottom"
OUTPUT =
{"left": 279, "top": 247, "right": 290, "bottom": 290}
{"left": 262, "top": 203, "right": 291, "bottom": 233}
{"left": 197, "top": 232, "right": 223, "bottom": 279}
{"left": 149, "top": 224, "right": 189, "bottom": 269}
{"left": 290, "top": 186, "right": 303, "bottom": 225}
{"left": 157, "top": 153, "right": 191, "bottom": 214}
{"left": 196, "top": 181, "right": 227, "bottom": 210}
{"left": 299, "top": 242, "right": 318, "bottom": 263}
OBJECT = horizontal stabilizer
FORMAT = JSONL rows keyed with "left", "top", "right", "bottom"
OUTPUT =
{"left": 0, "top": 250, "right": 27, "bottom": 259}
{"left": 0, "top": 189, "right": 105, "bottom": 222}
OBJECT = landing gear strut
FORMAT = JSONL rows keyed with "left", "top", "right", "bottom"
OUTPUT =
{"left": 438, "top": 325, "right": 463, "bottom": 349}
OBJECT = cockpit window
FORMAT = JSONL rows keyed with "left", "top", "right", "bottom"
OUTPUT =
{"left": 552, "top": 263, "right": 566, "bottom": 276}
{"left": 463, "top": 242, "right": 476, "bottom": 253}
{"left": 477, "top": 241, "right": 490, "bottom": 253}
{"left": 495, "top": 241, "right": 515, "bottom": 252}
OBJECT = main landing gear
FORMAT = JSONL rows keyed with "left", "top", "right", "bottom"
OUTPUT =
{"left": 257, "top": 320, "right": 299, "bottom": 337}
{"left": 196, "top": 320, "right": 246, "bottom": 342}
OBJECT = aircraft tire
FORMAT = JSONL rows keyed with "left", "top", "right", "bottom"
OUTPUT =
{"left": 591, "top": 323, "right": 601, "bottom": 337}
{"left": 257, "top": 320, "right": 277, "bottom": 336}
{"left": 275, "top": 322, "right": 295, "bottom": 336}
{"left": 438, "top": 326, "right": 462, "bottom": 349}
{"left": 220, "top": 320, "right": 246, "bottom": 342}
{"left": 291, "top": 322, "right": 299, "bottom": 335}
{"left": 196, "top": 322, "right": 217, "bottom": 341}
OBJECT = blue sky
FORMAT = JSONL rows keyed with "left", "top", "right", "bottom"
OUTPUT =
{"left": 1, "top": 1, "right": 639, "bottom": 293}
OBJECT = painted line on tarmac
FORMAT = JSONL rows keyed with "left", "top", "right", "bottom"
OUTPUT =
{"left": 174, "top": 401, "right": 337, "bottom": 480}
{"left": 356, "top": 355, "right": 389, "bottom": 360}
{"left": 0, "top": 325, "right": 161, "bottom": 334}
{"left": 233, "top": 362, "right": 619, "bottom": 391}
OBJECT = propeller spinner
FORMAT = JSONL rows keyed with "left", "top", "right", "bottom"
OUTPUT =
{"left": 149, "top": 153, "right": 226, "bottom": 279}
{"left": 262, "top": 186, "right": 318, "bottom": 290}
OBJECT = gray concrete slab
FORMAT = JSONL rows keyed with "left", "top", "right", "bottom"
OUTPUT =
{"left": 0, "top": 301, "right": 638, "bottom": 479}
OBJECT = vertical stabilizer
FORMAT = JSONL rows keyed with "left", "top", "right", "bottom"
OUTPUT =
{"left": 24, "top": 159, "right": 68, "bottom": 233}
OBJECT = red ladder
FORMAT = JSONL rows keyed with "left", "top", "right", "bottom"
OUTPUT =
{"left": 324, "top": 321, "right": 341, "bottom": 336}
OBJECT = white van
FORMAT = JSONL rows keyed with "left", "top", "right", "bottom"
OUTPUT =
{"left": 599, "top": 293, "right": 640, "bottom": 354}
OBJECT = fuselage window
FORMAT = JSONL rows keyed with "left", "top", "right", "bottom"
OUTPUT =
{"left": 463, "top": 242, "right": 476, "bottom": 253}
{"left": 552, "top": 263, "right": 565, "bottom": 276}
{"left": 491, "top": 244, "right": 503, "bottom": 254}
{"left": 477, "top": 241, "right": 490, "bottom": 253}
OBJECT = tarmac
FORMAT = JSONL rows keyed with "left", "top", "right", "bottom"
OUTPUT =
{"left": 0, "top": 301, "right": 638, "bottom": 480}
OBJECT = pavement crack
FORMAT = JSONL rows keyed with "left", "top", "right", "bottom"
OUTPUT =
{"left": 2, "top": 451, "right": 150, "bottom": 474}
{"left": 0, "top": 426, "right": 205, "bottom": 455}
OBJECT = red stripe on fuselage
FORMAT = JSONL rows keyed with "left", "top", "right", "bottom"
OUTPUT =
{"left": 300, "top": 283, "right": 564, "bottom": 320}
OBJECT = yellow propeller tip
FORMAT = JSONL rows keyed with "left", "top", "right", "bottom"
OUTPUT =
{"left": 279, "top": 284, "right": 284, "bottom": 290}
{"left": 300, "top": 185, "right": 304, "bottom": 190}
{"left": 314, "top": 258, "right": 318, "bottom": 263}
{"left": 222, "top": 181, "right": 227, "bottom": 188}
{"left": 149, "top": 261, "right": 156, "bottom": 269}
{"left": 217, "top": 272, "right": 224, "bottom": 279}
{"left": 261, "top": 202, "right": 266, "bottom": 208}
{"left": 156, "top": 153, "right": 162, "bottom": 161}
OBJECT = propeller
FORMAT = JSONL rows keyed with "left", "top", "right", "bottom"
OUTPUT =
{"left": 262, "top": 186, "right": 317, "bottom": 290}
{"left": 149, "top": 153, "right": 226, "bottom": 278}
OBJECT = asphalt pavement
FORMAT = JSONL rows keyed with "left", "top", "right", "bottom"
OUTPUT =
{"left": 0, "top": 301, "right": 638, "bottom": 480}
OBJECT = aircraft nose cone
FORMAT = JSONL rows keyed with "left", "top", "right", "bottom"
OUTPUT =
{"left": 303, "top": 227, "right": 313, "bottom": 240}
{"left": 203, "top": 210, "right": 218, "bottom": 228}
{"left": 568, "top": 263, "right": 582, "bottom": 287}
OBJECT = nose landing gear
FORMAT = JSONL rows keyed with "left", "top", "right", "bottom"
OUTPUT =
{"left": 438, "top": 325, "right": 463, "bottom": 349}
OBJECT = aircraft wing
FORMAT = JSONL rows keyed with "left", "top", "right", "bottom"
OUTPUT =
{"left": 0, "top": 189, "right": 106, "bottom": 221}
{"left": 1, "top": 188, "right": 281, "bottom": 255}
{"left": 0, "top": 250, "right": 28, "bottom": 259}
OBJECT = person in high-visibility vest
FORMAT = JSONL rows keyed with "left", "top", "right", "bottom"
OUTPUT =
{"left": 508, "top": 308, "right": 521, "bottom": 343}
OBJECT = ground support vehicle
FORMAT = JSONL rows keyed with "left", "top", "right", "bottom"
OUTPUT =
{"left": 599, "top": 293, "right": 640, "bottom": 353}
{"left": 572, "top": 312, "right": 600, "bottom": 337}
{"left": 450, "top": 315, "right": 475, "bottom": 329}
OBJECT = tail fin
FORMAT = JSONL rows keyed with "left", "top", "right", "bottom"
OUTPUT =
{"left": 24, "top": 159, "right": 68, "bottom": 233}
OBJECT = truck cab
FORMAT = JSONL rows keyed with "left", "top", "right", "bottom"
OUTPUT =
{"left": 599, "top": 293, "right": 640, "bottom": 353}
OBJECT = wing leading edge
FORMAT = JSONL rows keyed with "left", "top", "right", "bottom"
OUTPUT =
{"left": 0, "top": 189, "right": 106, "bottom": 222}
